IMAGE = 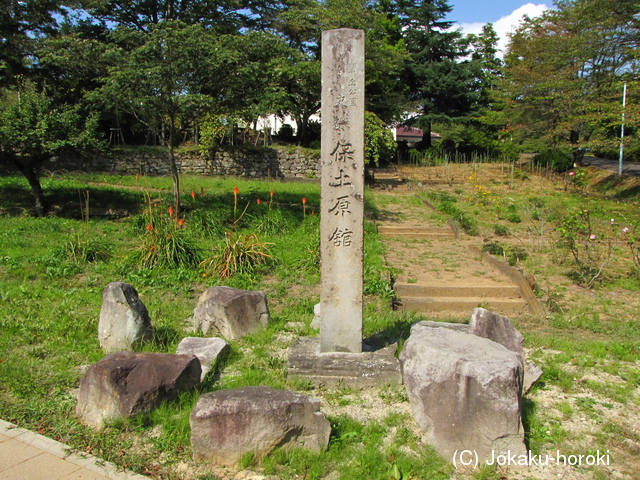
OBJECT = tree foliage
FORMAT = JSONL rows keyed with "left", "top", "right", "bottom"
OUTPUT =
{"left": 499, "top": 0, "right": 640, "bottom": 159}
{"left": 0, "top": 82, "right": 101, "bottom": 216}
{"left": 397, "top": 0, "right": 482, "bottom": 147}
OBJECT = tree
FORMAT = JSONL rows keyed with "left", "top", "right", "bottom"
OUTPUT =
{"left": 0, "top": 82, "right": 101, "bottom": 216}
{"left": 364, "top": 111, "right": 397, "bottom": 165}
{"left": 397, "top": 0, "right": 481, "bottom": 148}
{"left": 0, "top": 0, "right": 66, "bottom": 85}
{"left": 77, "top": 0, "right": 249, "bottom": 33}
{"left": 274, "top": 0, "right": 409, "bottom": 145}
{"left": 499, "top": 0, "right": 640, "bottom": 159}
{"left": 95, "top": 21, "right": 224, "bottom": 217}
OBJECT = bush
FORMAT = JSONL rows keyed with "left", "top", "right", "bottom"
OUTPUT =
{"left": 533, "top": 150, "right": 573, "bottom": 172}
{"left": 201, "top": 231, "right": 274, "bottom": 278}
{"left": 364, "top": 112, "right": 397, "bottom": 166}
{"left": 130, "top": 213, "right": 201, "bottom": 269}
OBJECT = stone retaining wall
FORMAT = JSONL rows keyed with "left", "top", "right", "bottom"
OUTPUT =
{"left": 49, "top": 147, "right": 321, "bottom": 179}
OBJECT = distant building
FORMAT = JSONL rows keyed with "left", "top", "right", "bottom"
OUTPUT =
{"left": 394, "top": 126, "right": 441, "bottom": 146}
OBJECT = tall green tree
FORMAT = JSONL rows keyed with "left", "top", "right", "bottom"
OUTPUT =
{"left": 95, "top": 22, "right": 224, "bottom": 217}
{"left": 275, "top": 0, "right": 409, "bottom": 145}
{"left": 397, "top": 0, "right": 481, "bottom": 148}
{"left": 0, "top": 0, "right": 67, "bottom": 85}
{"left": 500, "top": 0, "right": 640, "bottom": 160}
{"left": 0, "top": 82, "right": 101, "bottom": 216}
{"left": 78, "top": 0, "right": 248, "bottom": 33}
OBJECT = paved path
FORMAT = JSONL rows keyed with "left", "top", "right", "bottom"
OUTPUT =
{"left": 582, "top": 156, "right": 640, "bottom": 176}
{"left": 0, "top": 419, "right": 152, "bottom": 480}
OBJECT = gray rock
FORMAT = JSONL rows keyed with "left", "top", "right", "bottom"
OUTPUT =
{"left": 411, "top": 320, "right": 470, "bottom": 334}
{"left": 399, "top": 326, "right": 526, "bottom": 464}
{"left": 311, "top": 303, "right": 321, "bottom": 329}
{"left": 193, "top": 286, "right": 269, "bottom": 340}
{"left": 468, "top": 309, "right": 542, "bottom": 394}
{"left": 468, "top": 307, "right": 524, "bottom": 355}
{"left": 190, "top": 386, "right": 330, "bottom": 466}
{"left": 76, "top": 351, "right": 201, "bottom": 430}
{"left": 98, "top": 282, "right": 153, "bottom": 353}
{"left": 176, "top": 337, "right": 230, "bottom": 381}
{"left": 523, "top": 360, "right": 543, "bottom": 394}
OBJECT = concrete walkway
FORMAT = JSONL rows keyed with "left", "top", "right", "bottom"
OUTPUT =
{"left": 0, "top": 419, "right": 152, "bottom": 480}
{"left": 583, "top": 156, "right": 640, "bottom": 176}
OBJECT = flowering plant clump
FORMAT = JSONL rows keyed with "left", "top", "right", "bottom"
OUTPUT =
{"left": 556, "top": 209, "right": 614, "bottom": 287}
{"left": 567, "top": 169, "right": 589, "bottom": 189}
{"left": 131, "top": 193, "right": 200, "bottom": 269}
{"left": 620, "top": 223, "right": 640, "bottom": 276}
{"left": 468, "top": 174, "right": 501, "bottom": 207}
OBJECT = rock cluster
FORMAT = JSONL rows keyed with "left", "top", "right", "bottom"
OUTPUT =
{"left": 80, "top": 283, "right": 331, "bottom": 465}
{"left": 399, "top": 308, "right": 541, "bottom": 465}
{"left": 84, "top": 282, "right": 541, "bottom": 469}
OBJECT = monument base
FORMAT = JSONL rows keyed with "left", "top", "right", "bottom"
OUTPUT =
{"left": 287, "top": 336, "right": 402, "bottom": 389}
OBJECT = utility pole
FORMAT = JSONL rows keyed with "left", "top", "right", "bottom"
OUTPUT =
{"left": 619, "top": 82, "right": 627, "bottom": 176}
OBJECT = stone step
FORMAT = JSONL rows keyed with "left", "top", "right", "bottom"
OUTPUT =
{"left": 377, "top": 226, "right": 454, "bottom": 238}
{"left": 395, "top": 283, "right": 521, "bottom": 299}
{"left": 398, "top": 297, "right": 529, "bottom": 315}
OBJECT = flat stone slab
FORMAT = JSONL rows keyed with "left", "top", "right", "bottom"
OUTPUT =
{"left": 287, "top": 337, "right": 401, "bottom": 388}
{"left": 191, "top": 386, "right": 330, "bottom": 466}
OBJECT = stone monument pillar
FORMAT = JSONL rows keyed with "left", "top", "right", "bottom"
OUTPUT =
{"left": 320, "top": 29, "right": 365, "bottom": 353}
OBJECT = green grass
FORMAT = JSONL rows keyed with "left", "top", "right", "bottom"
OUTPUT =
{"left": 2, "top": 166, "right": 640, "bottom": 479}
{"left": 0, "top": 172, "right": 427, "bottom": 479}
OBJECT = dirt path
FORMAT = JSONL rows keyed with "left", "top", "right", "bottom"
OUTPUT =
{"left": 372, "top": 190, "right": 531, "bottom": 318}
{"left": 375, "top": 192, "right": 509, "bottom": 286}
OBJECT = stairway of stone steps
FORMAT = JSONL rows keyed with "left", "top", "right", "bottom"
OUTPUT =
{"left": 374, "top": 192, "right": 531, "bottom": 318}
{"left": 394, "top": 283, "right": 529, "bottom": 316}
{"left": 377, "top": 225, "right": 455, "bottom": 240}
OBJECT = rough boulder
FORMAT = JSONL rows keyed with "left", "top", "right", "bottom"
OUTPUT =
{"left": 98, "top": 282, "right": 153, "bottom": 353}
{"left": 190, "top": 386, "right": 330, "bottom": 466}
{"left": 192, "top": 286, "right": 269, "bottom": 340}
{"left": 176, "top": 337, "right": 230, "bottom": 381}
{"left": 76, "top": 351, "right": 201, "bottom": 429}
{"left": 399, "top": 322, "right": 526, "bottom": 464}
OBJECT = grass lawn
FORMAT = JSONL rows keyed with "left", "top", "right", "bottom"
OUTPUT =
{"left": 0, "top": 162, "right": 638, "bottom": 480}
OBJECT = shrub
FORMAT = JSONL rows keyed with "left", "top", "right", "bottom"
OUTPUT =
{"left": 494, "top": 224, "right": 510, "bottom": 236}
{"left": 364, "top": 112, "right": 397, "bottom": 166}
{"left": 482, "top": 240, "right": 528, "bottom": 266}
{"left": 533, "top": 150, "right": 573, "bottom": 173}
{"left": 58, "top": 236, "right": 112, "bottom": 263}
{"left": 130, "top": 203, "right": 201, "bottom": 269}
{"left": 201, "top": 231, "right": 274, "bottom": 278}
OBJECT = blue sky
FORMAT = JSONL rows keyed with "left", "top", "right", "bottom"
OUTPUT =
{"left": 446, "top": 2, "right": 554, "bottom": 54}
{"left": 447, "top": 0, "right": 546, "bottom": 24}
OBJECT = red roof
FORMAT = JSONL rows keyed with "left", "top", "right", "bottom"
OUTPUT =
{"left": 396, "top": 126, "right": 424, "bottom": 138}
{"left": 395, "top": 127, "right": 441, "bottom": 139}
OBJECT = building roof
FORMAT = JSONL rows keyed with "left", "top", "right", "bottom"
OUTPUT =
{"left": 395, "top": 126, "right": 441, "bottom": 140}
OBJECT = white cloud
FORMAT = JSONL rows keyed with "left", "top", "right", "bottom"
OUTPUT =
{"left": 457, "top": 3, "right": 551, "bottom": 57}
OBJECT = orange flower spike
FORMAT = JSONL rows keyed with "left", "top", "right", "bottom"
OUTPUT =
{"left": 146, "top": 223, "right": 153, "bottom": 231}
{"left": 270, "top": 190, "right": 274, "bottom": 198}
{"left": 302, "top": 197, "right": 307, "bottom": 204}
{"left": 257, "top": 198, "right": 261, "bottom": 205}
{"left": 169, "top": 205, "right": 174, "bottom": 217}
{"left": 178, "top": 218, "right": 184, "bottom": 226}
{"left": 191, "top": 190, "right": 196, "bottom": 199}
{"left": 234, "top": 187, "right": 239, "bottom": 196}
